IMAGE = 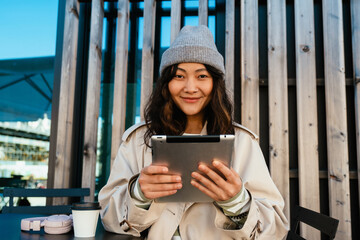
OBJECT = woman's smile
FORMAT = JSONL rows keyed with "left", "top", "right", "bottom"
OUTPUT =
{"left": 181, "top": 96, "right": 202, "bottom": 103}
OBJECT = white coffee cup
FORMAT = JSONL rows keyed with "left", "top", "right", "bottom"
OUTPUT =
{"left": 71, "top": 202, "right": 101, "bottom": 238}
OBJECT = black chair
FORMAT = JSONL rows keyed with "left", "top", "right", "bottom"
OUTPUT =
{"left": 286, "top": 205, "right": 339, "bottom": 240}
{"left": 1, "top": 188, "right": 90, "bottom": 214}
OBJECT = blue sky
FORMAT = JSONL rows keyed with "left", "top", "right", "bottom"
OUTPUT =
{"left": 0, "top": 0, "right": 58, "bottom": 60}
{"left": 0, "top": 0, "right": 216, "bottom": 60}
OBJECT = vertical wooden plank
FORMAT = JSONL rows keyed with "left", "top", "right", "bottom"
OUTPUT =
{"left": 199, "top": 0, "right": 208, "bottom": 26}
{"left": 294, "top": 0, "right": 320, "bottom": 238}
{"left": 111, "top": 0, "right": 130, "bottom": 167}
{"left": 81, "top": 0, "right": 104, "bottom": 202}
{"left": 322, "top": 1, "right": 352, "bottom": 239}
{"left": 50, "top": 0, "right": 80, "bottom": 203}
{"left": 225, "top": 0, "right": 235, "bottom": 105}
{"left": 140, "top": 0, "right": 156, "bottom": 120}
{"left": 241, "top": 0, "right": 259, "bottom": 135}
{"left": 351, "top": 0, "right": 360, "bottom": 218}
{"left": 47, "top": 0, "right": 66, "bottom": 193}
{"left": 170, "top": 0, "right": 181, "bottom": 43}
{"left": 267, "top": 0, "right": 290, "bottom": 219}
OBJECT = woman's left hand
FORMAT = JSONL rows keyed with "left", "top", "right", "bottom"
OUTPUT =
{"left": 191, "top": 159, "right": 242, "bottom": 202}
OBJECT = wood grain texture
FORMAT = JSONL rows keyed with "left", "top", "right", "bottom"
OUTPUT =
{"left": 82, "top": 0, "right": 104, "bottom": 202}
{"left": 240, "top": 0, "right": 259, "bottom": 136}
{"left": 199, "top": 0, "right": 208, "bottom": 26}
{"left": 53, "top": 0, "right": 79, "bottom": 195}
{"left": 170, "top": 0, "right": 181, "bottom": 43}
{"left": 225, "top": 0, "right": 235, "bottom": 108}
{"left": 52, "top": 0, "right": 80, "bottom": 204}
{"left": 111, "top": 0, "right": 130, "bottom": 167}
{"left": 267, "top": 0, "right": 290, "bottom": 219}
{"left": 294, "top": 0, "right": 320, "bottom": 238}
{"left": 140, "top": 0, "right": 156, "bottom": 120}
{"left": 351, "top": 0, "right": 360, "bottom": 220}
{"left": 322, "top": 1, "right": 351, "bottom": 239}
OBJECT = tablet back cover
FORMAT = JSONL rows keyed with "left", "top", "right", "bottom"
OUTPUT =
{"left": 151, "top": 135, "right": 234, "bottom": 202}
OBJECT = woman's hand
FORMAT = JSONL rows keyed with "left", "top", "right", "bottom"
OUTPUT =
{"left": 191, "top": 160, "right": 242, "bottom": 202}
{"left": 138, "top": 164, "right": 182, "bottom": 200}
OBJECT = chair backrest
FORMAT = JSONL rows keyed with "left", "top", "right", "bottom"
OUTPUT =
{"left": 1, "top": 188, "right": 90, "bottom": 214}
{"left": 286, "top": 205, "right": 339, "bottom": 240}
{"left": 0, "top": 178, "right": 27, "bottom": 188}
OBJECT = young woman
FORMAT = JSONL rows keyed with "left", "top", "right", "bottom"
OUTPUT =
{"left": 98, "top": 25, "right": 288, "bottom": 240}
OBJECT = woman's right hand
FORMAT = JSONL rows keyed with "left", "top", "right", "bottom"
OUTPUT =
{"left": 138, "top": 164, "right": 182, "bottom": 200}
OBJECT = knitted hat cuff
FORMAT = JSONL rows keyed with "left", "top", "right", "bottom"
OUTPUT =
{"left": 160, "top": 45, "right": 225, "bottom": 75}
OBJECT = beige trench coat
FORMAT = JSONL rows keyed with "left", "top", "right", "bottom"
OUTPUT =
{"left": 98, "top": 122, "right": 289, "bottom": 240}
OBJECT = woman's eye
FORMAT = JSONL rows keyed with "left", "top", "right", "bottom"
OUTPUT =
{"left": 198, "top": 74, "right": 208, "bottom": 79}
{"left": 174, "top": 74, "right": 184, "bottom": 79}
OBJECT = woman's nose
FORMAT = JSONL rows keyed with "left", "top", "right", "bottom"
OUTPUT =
{"left": 184, "top": 78, "right": 198, "bottom": 93}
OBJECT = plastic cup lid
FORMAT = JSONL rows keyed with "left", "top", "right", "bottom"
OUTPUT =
{"left": 72, "top": 202, "right": 101, "bottom": 210}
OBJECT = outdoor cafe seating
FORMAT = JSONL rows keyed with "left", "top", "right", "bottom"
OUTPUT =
{"left": 0, "top": 176, "right": 27, "bottom": 210}
{"left": 1, "top": 188, "right": 90, "bottom": 214}
{"left": 0, "top": 187, "right": 143, "bottom": 239}
{"left": 0, "top": 0, "right": 358, "bottom": 239}
{"left": 286, "top": 205, "right": 339, "bottom": 240}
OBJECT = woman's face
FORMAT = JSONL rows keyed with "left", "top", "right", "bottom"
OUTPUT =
{"left": 168, "top": 63, "right": 213, "bottom": 119}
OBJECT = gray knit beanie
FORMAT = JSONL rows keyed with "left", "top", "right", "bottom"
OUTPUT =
{"left": 159, "top": 25, "right": 225, "bottom": 76}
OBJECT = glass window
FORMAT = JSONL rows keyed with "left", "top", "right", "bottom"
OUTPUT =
{"left": 161, "top": 17, "right": 171, "bottom": 48}
{"left": 162, "top": 0, "right": 171, "bottom": 10}
{"left": 185, "top": 0, "right": 199, "bottom": 9}
{"left": 209, "top": 0, "right": 216, "bottom": 9}
{"left": 0, "top": 0, "right": 58, "bottom": 203}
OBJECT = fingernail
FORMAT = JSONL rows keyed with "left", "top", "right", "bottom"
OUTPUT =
{"left": 176, "top": 176, "right": 181, "bottom": 181}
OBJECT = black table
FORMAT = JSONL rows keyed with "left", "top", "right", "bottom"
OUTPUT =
{"left": 0, "top": 213, "right": 143, "bottom": 240}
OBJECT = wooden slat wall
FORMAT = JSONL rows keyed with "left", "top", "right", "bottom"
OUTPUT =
{"left": 322, "top": 1, "right": 352, "bottom": 239}
{"left": 81, "top": 0, "right": 104, "bottom": 202}
{"left": 140, "top": 0, "right": 156, "bottom": 121}
{"left": 198, "top": 0, "right": 208, "bottom": 26}
{"left": 50, "top": 0, "right": 80, "bottom": 205}
{"left": 110, "top": 0, "right": 130, "bottom": 166}
{"left": 267, "top": 0, "right": 290, "bottom": 219}
{"left": 240, "top": 0, "right": 259, "bottom": 136}
{"left": 294, "top": 0, "right": 320, "bottom": 238}
{"left": 351, "top": 0, "right": 360, "bottom": 216}
{"left": 51, "top": 1, "right": 359, "bottom": 237}
{"left": 225, "top": 0, "right": 234, "bottom": 106}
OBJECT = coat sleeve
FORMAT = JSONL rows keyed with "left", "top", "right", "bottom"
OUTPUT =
{"left": 213, "top": 130, "right": 289, "bottom": 239}
{"left": 98, "top": 130, "right": 166, "bottom": 236}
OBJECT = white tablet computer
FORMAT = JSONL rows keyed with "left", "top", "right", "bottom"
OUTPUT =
{"left": 151, "top": 134, "right": 235, "bottom": 202}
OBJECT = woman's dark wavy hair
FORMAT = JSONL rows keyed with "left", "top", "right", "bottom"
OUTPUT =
{"left": 144, "top": 64, "right": 234, "bottom": 146}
